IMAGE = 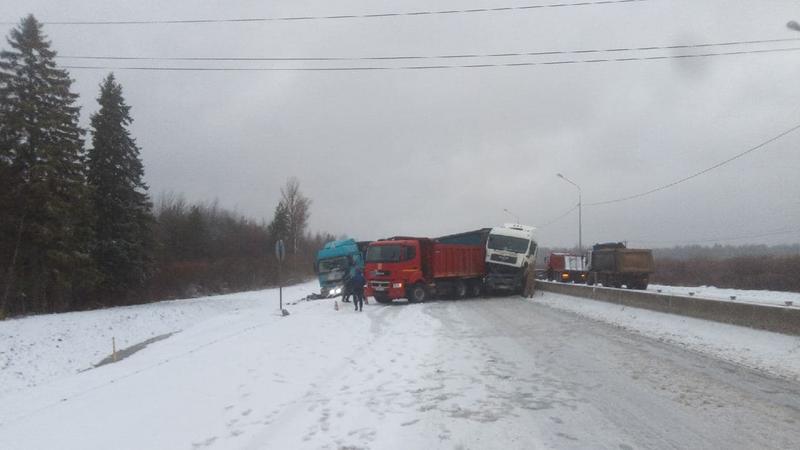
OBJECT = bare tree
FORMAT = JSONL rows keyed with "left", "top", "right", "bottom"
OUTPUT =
{"left": 280, "top": 177, "right": 311, "bottom": 254}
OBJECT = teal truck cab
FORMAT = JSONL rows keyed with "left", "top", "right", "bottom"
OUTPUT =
{"left": 314, "top": 239, "right": 369, "bottom": 297}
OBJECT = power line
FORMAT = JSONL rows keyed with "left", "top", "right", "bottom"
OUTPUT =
{"left": 586, "top": 120, "right": 800, "bottom": 206}
{"left": 56, "top": 37, "right": 800, "bottom": 63}
{"left": 0, "top": 0, "right": 649, "bottom": 26}
{"left": 626, "top": 227, "right": 800, "bottom": 245}
{"left": 59, "top": 45, "right": 800, "bottom": 72}
{"left": 536, "top": 204, "right": 579, "bottom": 229}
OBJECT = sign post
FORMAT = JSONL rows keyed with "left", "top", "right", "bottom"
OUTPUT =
{"left": 275, "top": 239, "right": 286, "bottom": 313}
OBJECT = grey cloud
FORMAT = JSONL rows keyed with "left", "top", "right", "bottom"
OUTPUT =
{"left": 2, "top": 0, "right": 799, "bottom": 247}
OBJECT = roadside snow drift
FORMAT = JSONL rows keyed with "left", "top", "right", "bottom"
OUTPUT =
{"left": 648, "top": 284, "right": 800, "bottom": 308}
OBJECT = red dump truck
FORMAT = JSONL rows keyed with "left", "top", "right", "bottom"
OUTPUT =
{"left": 546, "top": 252, "right": 587, "bottom": 283}
{"left": 364, "top": 236, "right": 486, "bottom": 303}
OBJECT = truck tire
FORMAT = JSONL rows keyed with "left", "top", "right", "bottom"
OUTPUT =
{"left": 374, "top": 294, "right": 391, "bottom": 304}
{"left": 408, "top": 284, "right": 427, "bottom": 303}
{"left": 586, "top": 273, "right": 596, "bottom": 286}
{"left": 455, "top": 280, "right": 467, "bottom": 299}
{"left": 470, "top": 281, "right": 482, "bottom": 297}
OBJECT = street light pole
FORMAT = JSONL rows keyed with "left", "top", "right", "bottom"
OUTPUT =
{"left": 503, "top": 208, "right": 520, "bottom": 224}
{"left": 556, "top": 173, "right": 582, "bottom": 252}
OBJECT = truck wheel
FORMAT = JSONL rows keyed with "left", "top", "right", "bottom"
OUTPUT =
{"left": 586, "top": 273, "right": 595, "bottom": 286}
{"left": 455, "top": 280, "right": 467, "bottom": 299}
{"left": 374, "top": 294, "right": 391, "bottom": 304}
{"left": 408, "top": 284, "right": 427, "bottom": 303}
{"left": 470, "top": 281, "right": 482, "bottom": 297}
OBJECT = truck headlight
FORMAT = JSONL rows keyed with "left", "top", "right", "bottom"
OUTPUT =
{"left": 392, "top": 283, "right": 403, "bottom": 289}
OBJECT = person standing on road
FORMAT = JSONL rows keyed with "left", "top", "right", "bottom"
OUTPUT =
{"left": 351, "top": 269, "right": 365, "bottom": 312}
{"left": 341, "top": 278, "right": 352, "bottom": 303}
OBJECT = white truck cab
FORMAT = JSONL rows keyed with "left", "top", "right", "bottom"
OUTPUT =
{"left": 484, "top": 223, "right": 537, "bottom": 293}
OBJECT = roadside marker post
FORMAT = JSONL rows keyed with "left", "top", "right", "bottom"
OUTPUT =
{"left": 275, "top": 239, "right": 286, "bottom": 315}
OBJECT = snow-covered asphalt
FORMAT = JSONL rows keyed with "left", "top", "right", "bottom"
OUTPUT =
{"left": 1, "top": 288, "right": 799, "bottom": 449}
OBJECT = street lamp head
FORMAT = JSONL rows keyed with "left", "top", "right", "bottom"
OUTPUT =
{"left": 788, "top": 20, "right": 800, "bottom": 32}
{"left": 503, "top": 208, "right": 520, "bottom": 223}
{"left": 556, "top": 173, "right": 564, "bottom": 178}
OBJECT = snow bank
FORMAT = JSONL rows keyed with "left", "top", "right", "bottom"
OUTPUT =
{"left": 535, "top": 292, "right": 800, "bottom": 381}
{"left": 0, "top": 281, "right": 318, "bottom": 398}
{"left": 649, "top": 284, "right": 800, "bottom": 308}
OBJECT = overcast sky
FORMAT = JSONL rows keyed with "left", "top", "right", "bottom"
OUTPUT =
{"left": 2, "top": 0, "right": 799, "bottom": 248}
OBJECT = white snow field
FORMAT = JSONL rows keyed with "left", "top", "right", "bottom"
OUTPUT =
{"left": 648, "top": 283, "right": 800, "bottom": 308}
{"left": 1, "top": 285, "right": 799, "bottom": 449}
{"left": 0, "top": 281, "right": 319, "bottom": 398}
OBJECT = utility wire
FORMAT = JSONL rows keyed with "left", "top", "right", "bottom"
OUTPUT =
{"left": 0, "top": 0, "right": 649, "bottom": 26}
{"left": 56, "top": 37, "right": 800, "bottom": 63}
{"left": 536, "top": 204, "right": 579, "bottom": 229}
{"left": 60, "top": 45, "right": 800, "bottom": 72}
{"left": 626, "top": 227, "right": 800, "bottom": 245}
{"left": 585, "top": 121, "right": 800, "bottom": 206}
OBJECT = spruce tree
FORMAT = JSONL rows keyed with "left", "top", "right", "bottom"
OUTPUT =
{"left": 268, "top": 201, "right": 290, "bottom": 245}
{"left": 279, "top": 177, "right": 311, "bottom": 255}
{"left": 0, "top": 15, "right": 92, "bottom": 314}
{"left": 87, "top": 74, "right": 153, "bottom": 300}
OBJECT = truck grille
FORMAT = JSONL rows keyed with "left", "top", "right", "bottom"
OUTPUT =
{"left": 369, "top": 280, "right": 390, "bottom": 288}
{"left": 370, "top": 270, "right": 391, "bottom": 277}
{"left": 490, "top": 254, "right": 517, "bottom": 264}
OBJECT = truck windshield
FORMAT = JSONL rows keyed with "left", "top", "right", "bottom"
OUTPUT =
{"left": 487, "top": 235, "right": 529, "bottom": 253}
{"left": 318, "top": 256, "right": 348, "bottom": 273}
{"left": 366, "top": 245, "right": 413, "bottom": 263}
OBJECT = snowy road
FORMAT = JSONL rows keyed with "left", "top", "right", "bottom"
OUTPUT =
{"left": 2, "top": 291, "right": 799, "bottom": 449}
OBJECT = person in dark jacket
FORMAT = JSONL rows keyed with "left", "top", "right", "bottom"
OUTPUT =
{"left": 341, "top": 281, "right": 352, "bottom": 303}
{"left": 350, "top": 269, "right": 366, "bottom": 311}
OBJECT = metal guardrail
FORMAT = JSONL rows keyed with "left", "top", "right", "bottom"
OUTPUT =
{"left": 537, "top": 281, "right": 800, "bottom": 336}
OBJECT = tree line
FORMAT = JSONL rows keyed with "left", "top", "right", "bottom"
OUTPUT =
{"left": 0, "top": 16, "right": 331, "bottom": 317}
{"left": 149, "top": 185, "right": 333, "bottom": 302}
